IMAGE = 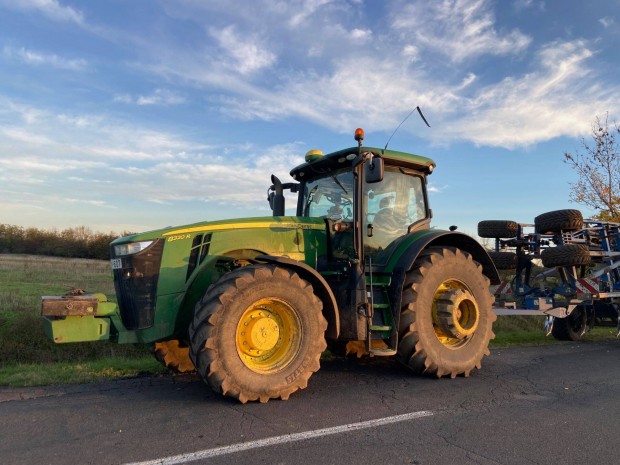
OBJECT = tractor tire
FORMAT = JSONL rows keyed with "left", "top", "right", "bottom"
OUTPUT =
{"left": 477, "top": 220, "right": 518, "bottom": 238}
{"left": 151, "top": 340, "right": 195, "bottom": 373}
{"left": 551, "top": 306, "right": 589, "bottom": 341}
{"left": 488, "top": 251, "right": 517, "bottom": 270}
{"left": 189, "top": 264, "right": 327, "bottom": 403}
{"left": 534, "top": 209, "right": 583, "bottom": 234}
{"left": 541, "top": 244, "right": 591, "bottom": 268}
{"left": 397, "top": 246, "right": 496, "bottom": 378}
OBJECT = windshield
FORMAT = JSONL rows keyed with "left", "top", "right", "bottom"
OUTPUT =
{"left": 301, "top": 171, "right": 354, "bottom": 221}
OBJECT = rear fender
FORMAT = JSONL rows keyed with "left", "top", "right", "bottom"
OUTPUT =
{"left": 256, "top": 255, "right": 340, "bottom": 340}
{"left": 386, "top": 230, "right": 499, "bottom": 328}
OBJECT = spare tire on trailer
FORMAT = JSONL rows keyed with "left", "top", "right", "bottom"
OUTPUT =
{"left": 534, "top": 209, "right": 583, "bottom": 234}
{"left": 488, "top": 251, "right": 517, "bottom": 270}
{"left": 541, "top": 244, "right": 591, "bottom": 268}
{"left": 477, "top": 220, "right": 518, "bottom": 238}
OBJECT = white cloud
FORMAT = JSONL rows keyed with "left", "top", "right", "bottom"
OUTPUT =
{"left": 209, "top": 25, "right": 277, "bottom": 75}
{"left": 402, "top": 44, "right": 419, "bottom": 61}
{"left": 108, "top": 142, "right": 303, "bottom": 207}
{"left": 437, "top": 40, "right": 612, "bottom": 147}
{"left": 599, "top": 16, "right": 615, "bottom": 28}
{"left": 114, "top": 89, "right": 186, "bottom": 106}
{"left": 3, "top": 46, "right": 87, "bottom": 71}
{"left": 513, "top": 0, "right": 545, "bottom": 11}
{"left": 392, "top": 0, "right": 531, "bottom": 62}
{"left": 0, "top": 157, "right": 105, "bottom": 173}
{"left": 350, "top": 28, "right": 372, "bottom": 42}
{"left": 0, "top": 0, "right": 84, "bottom": 24}
{"left": 288, "top": 0, "right": 334, "bottom": 27}
{"left": 0, "top": 98, "right": 208, "bottom": 163}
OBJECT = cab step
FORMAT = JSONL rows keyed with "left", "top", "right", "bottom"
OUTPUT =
{"left": 369, "top": 347, "right": 397, "bottom": 356}
{"left": 370, "top": 325, "right": 391, "bottom": 332}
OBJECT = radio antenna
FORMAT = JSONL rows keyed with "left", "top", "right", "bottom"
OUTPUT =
{"left": 383, "top": 106, "right": 430, "bottom": 154}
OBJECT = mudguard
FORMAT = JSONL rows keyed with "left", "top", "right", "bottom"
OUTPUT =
{"left": 384, "top": 229, "right": 500, "bottom": 329}
{"left": 256, "top": 255, "right": 340, "bottom": 339}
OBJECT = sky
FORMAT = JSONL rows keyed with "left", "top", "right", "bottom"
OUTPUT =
{"left": 1, "top": 0, "right": 619, "bottom": 239}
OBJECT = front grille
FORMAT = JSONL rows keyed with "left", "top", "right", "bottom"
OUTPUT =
{"left": 112, "top": 239, "right": 164, "bottom": 330}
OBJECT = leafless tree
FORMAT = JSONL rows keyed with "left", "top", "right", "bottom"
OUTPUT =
{"left": 565, "top": 113, "right": 620, "bottom": 222}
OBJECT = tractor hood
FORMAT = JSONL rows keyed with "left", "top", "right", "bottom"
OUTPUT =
{"left": 111, "top": 216, "right": 327, "bottom": 245}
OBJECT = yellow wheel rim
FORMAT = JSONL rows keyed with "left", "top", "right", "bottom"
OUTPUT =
{"left": 432, "top": 280, "right": 480, "bottom": 348}
{"left": 236, "top": 298, "right": 301, "bottom": 373}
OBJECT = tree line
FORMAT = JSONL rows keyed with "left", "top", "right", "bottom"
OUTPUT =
{"left": 0, "top": 224, "right": 128, "bottom": 260}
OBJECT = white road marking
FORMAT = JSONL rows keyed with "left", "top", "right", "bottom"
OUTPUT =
{"left": 123, "top": 410, "right": 433, "bottom": 465}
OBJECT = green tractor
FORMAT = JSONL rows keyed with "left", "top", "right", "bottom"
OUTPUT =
{"left": 42, "top": 129, "right": 499, "bottom": 403}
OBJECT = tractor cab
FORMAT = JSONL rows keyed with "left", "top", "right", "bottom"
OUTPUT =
{"left": 268, "top": 129, "right": 439, "bottom": 348}
{"left": 286, "top": 129, "right": 436, "bottom": 265}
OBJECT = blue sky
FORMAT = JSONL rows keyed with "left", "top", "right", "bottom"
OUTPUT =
{"left": 1, "top": 0, "right": 619, "bottom": 239}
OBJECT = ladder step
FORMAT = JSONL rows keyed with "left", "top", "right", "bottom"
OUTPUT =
{"left": 372, "top": 303, "right": 390, "bottom": 309}
{"left": 370, "top": 347, "right": 397, "bottom": 356}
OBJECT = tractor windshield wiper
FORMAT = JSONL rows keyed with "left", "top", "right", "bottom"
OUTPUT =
{"left": 332, "top": 175, "right": 348, "bottom": 194}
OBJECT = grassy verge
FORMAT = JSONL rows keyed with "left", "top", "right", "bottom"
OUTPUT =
{"left": 0, "top": 254, "right": 165, "bottom": 387}
{"left": 491, "top": 315, "right": 619, "bottom": 346}
{"left": 0, "top": 357, "right": 166, "bottom": 388}
{"left": 1, "top": 254, "right": 617, "bottom": 388}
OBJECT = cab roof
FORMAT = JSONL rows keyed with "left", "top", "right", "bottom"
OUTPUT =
{"left": 289, "top": 146, "right": 436, "bottom": 181}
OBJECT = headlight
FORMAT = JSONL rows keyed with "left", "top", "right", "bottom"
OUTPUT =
{"left": 114, "top": 241, "right": 154, "bottom": 256}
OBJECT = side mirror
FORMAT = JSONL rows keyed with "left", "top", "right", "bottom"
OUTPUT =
{"left": 365, "top": 157, "right": 384, "bottom": 183}
{"left": 269, "top": 174, "right": 285, "bottom": 216}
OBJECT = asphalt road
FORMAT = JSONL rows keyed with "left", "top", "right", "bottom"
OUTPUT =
{"left": 2, "top": 340, "right": 620, "bottom": 465}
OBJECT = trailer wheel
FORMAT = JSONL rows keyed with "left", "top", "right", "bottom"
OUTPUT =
{"left": 152, "top": 340, "right": 195, "bottom": 373}
{"left": 189, "top": 264, "right": 327, "bottom": 403}
{"left": 541, "top": 244, "right": 591, "bottom": 268}
{"left": 397, "top": 246, "right": 496, "bottom": 378}
{"left": 534, "top": 209, "right": 583, "bottom": 234}
{"left": 477, "top": 220, "right": 518, "bottom": 238}
{"left": 551, "top": 306, "right": 589, "bottom": 341}
{"left": 488, "top": 251, "right": 517, "bottom": 270}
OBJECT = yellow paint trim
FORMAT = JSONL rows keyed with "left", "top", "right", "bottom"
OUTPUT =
{"left": 163, "top": 221, "right": 324, "bottom": 236}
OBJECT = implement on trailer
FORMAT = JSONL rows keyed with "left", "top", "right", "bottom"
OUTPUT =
{"left": 480, "top": 209, "right": 620, "bottom": 340}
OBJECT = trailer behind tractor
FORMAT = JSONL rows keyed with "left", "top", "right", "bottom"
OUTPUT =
{"left": 42, "top": 129, "right": 499, "bottom": 403}
{"left": 479, "top": 210, "right": 620, "bottom": 340}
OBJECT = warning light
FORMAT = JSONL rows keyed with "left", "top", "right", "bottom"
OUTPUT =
{"left": 354, "top": 128, "right": 364, "bottom": 142}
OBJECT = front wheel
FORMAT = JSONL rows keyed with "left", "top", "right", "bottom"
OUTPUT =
{"left": 398, "top": 247, "right": 496, "bottom": 378}
{"left": 189, "top": 264, "right": 327, "bottom": 403}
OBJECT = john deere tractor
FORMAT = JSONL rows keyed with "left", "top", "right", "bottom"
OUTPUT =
{"left": 42, "top": 129, "right": 499, "bottom": 403}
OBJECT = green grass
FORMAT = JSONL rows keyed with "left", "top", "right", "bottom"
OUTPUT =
{"left": 0, "top": 254, "right": 164, "bottom": 386}
{"left": 0, "top": 357, "right": 167, "bottom": 387}
{"left": 491, "top": 315, "right": 619, "bottom": 346}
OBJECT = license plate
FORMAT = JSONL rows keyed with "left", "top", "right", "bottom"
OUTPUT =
{"left": 111, "top": 258, "right": 123, "bottom": 270}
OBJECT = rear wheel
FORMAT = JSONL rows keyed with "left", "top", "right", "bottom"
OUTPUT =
{"left": 551, "top": 306, "right": 589, "bottom": 341}
{"left": 189, "top": 265, "right": 327, "bottom": 403}
{"left": 398, "top": 247, "right": 496, "bottom": 378}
